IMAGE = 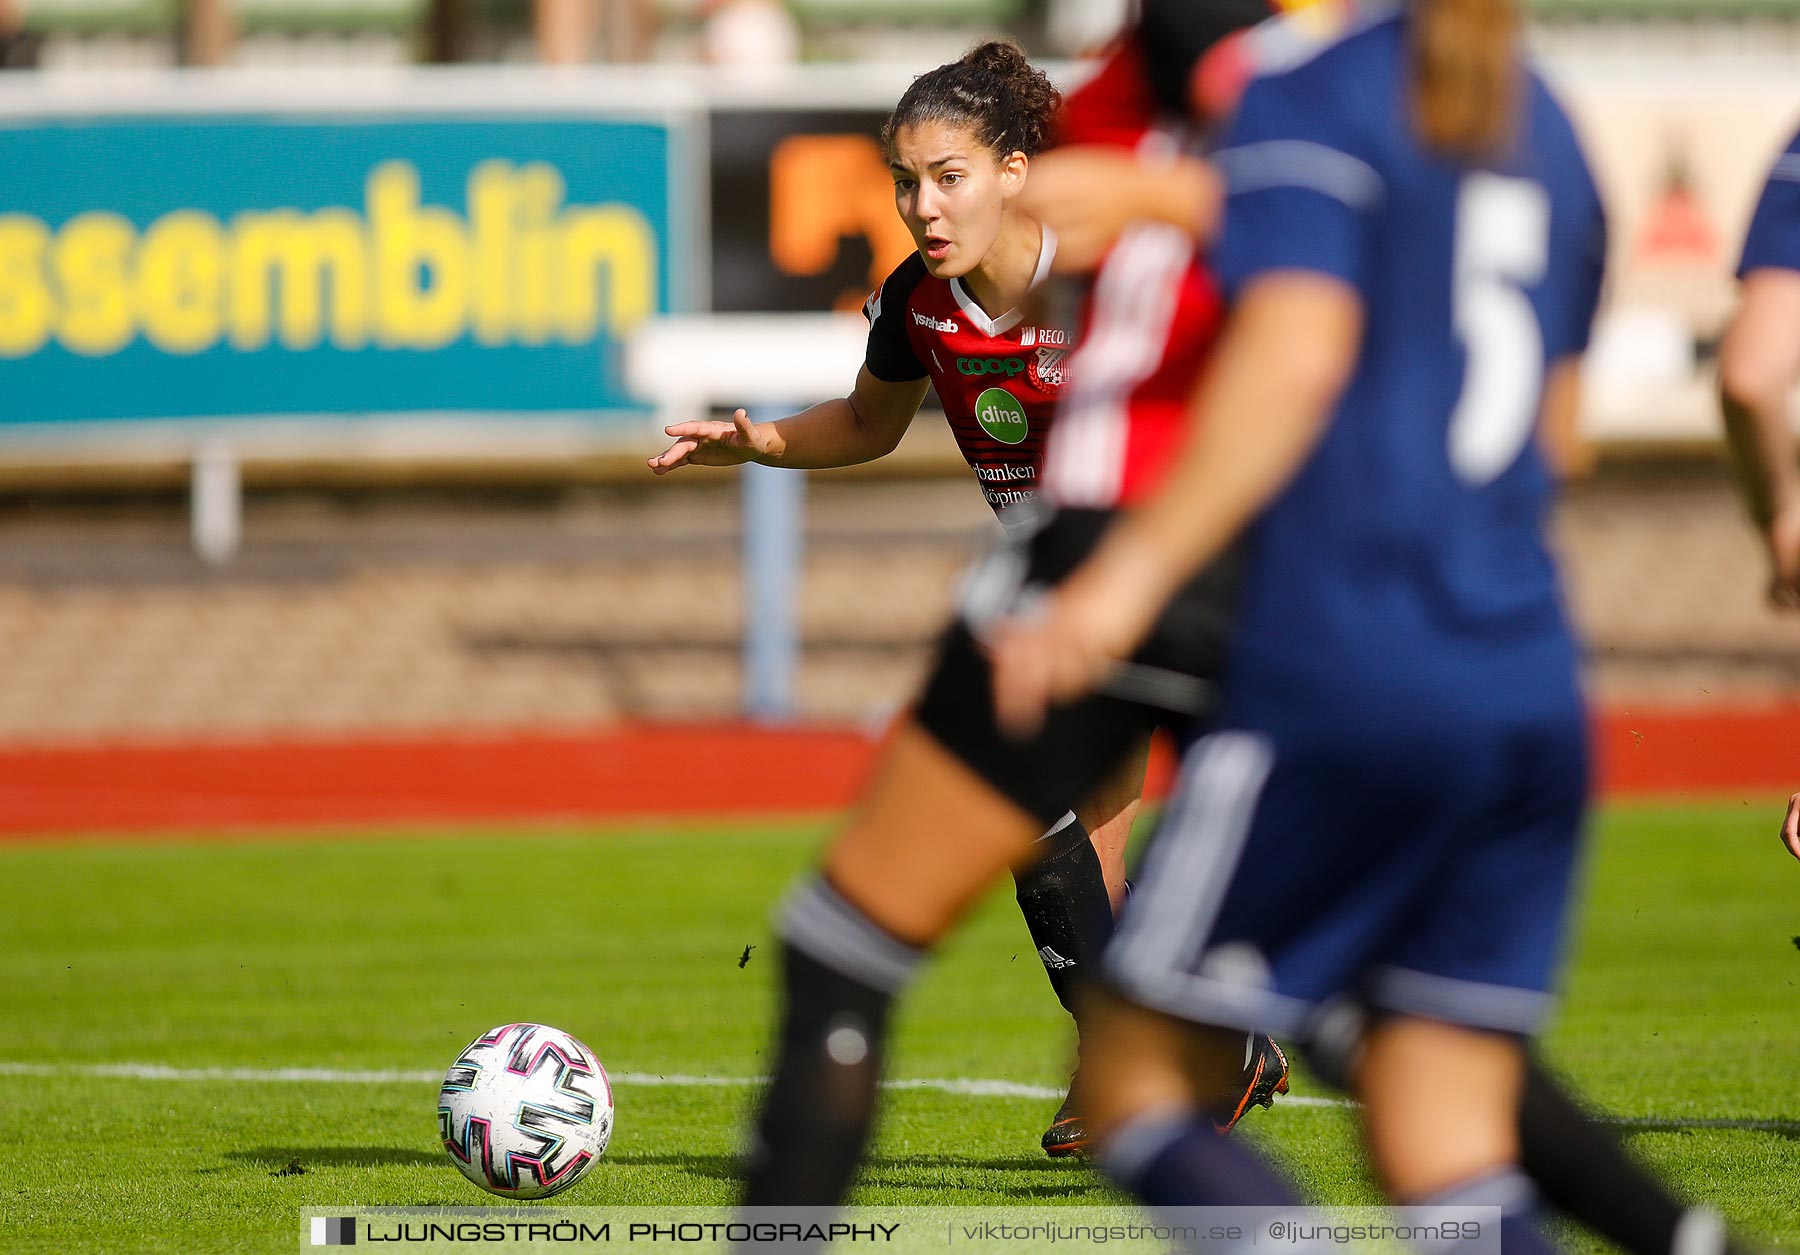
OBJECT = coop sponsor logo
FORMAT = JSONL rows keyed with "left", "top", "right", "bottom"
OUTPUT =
{"left": 0, "top": 160, "right": 656, "bottom": 360}
{"left": 956, "top": 356, "right": 1025, "bottom": 377}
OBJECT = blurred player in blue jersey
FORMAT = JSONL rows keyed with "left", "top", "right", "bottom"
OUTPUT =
{"left": 1722, "top": 126, "right": 1800, "bottom": 874}
{"left": 1721, "top": 123, "right": 1800, "bottom": 611}
{"left": 989, "top": 0, "right": 1678, "bottom": 1246}
{"left": 1026, "top": 3, "right": 1756, "bottom": 1247}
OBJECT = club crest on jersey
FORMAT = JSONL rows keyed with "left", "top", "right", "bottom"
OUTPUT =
{"left": 975, "top": 387, "right": 1029, "bottom": 446}
{"left": 1031, "top": 347, "right": 1068, "bottom": 389}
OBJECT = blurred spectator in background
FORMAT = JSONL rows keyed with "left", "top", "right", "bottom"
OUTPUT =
{"left": 536, "top": 0, "right": 655, "bottom": 64}
{"left": 177, "top": 0, "right": 234, "bottom": 65}
{"left": 1042, "top": 0, "right": 1129, "bottom": 56}
{"left": 0, "top": 0, "right": 42, "bottom": 67}
{"left": 701, "top": 0, "right": 799, "bottom": 72}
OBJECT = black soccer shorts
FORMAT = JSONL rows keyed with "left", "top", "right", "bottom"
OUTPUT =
{"left": 913, "top": 507, "right": 1241, "bottom": 826}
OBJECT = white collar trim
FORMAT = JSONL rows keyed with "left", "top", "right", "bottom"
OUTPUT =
{"left": 947, "top": 224, "right": 1057, "bottom": 338}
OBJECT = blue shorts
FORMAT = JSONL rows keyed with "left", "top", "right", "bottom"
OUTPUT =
{"left": 1104, "top": 706, "right": 1589, "bottom": 1039}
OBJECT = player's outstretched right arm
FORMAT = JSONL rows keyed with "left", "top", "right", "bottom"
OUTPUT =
{"left": 647, "top": 408, "right": 774, "bottom": 473}
{"left": 646, "top": 367, "right": 930, "bottom": 475}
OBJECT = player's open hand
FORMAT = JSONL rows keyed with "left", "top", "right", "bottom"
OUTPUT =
{"left": 990, "top": 576, "right": 1152, "bottom": 740}
{"left": 647, "top": 409, "right": 773, "bottom": 475}
{"left": 1018, "top": 147, "right": 1219, "bottom": 274}
{"left": 1018, "top": 148, "right": 1154, "bottom": 274}
{"left": 1781, "top": 792, "right": 1800, "bottom": 863}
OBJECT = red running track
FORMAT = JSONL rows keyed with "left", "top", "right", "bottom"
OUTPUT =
{"left": 0, "top": 707, "right": 1794, "bottom": 840}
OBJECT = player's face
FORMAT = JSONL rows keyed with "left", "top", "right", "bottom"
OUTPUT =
{"left": 888, "top": 120, "right": 1026, "bottom": 279}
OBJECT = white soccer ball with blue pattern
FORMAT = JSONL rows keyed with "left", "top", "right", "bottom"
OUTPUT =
{"left": 438, "top": 1022, "right": 614, "bottom": 1198}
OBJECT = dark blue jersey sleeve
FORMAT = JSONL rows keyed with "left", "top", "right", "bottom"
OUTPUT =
{"left": 1738, "top": 128, "right": 1800, "bottom": 278}
{"left": 1546, "top": 157, "right": 1608, "bottom": 362}
{"left": 862, "top": 253, "right": 930, "bottom": 383}
{"left": 1210, "top": 66, "right": 1382, "bottom": 301}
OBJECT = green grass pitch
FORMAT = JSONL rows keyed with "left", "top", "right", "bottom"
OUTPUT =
{"left": 3, "top": 800, "right": 1799, "bottom": 1253}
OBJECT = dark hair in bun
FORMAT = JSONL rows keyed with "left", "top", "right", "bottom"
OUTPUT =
{"left": 883, "top": 39, "right": 1061, "bottom": 159}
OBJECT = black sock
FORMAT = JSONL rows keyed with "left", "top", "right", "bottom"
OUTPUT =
{"left": 740, "top": 879, "right": 921, "bottom": 1208}
{"left": 1099, "top": 1108, "right": 1299, "bottom": 1209}
{"left": 1013, "top": 814, "right": 1115, "bottom": 1017}
{"left": 1519, "top": 1060, "right": 1735, "bottom": 1255}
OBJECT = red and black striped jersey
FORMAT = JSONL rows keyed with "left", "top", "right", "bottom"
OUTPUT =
{"left": 1056, "top": 36, "right": 1161, "bottom": 150}
{"left": 861, "top": 231, "right": 1071, "bottom": 522}
{"left": 1044, "top": 222, "right": 1225, "bottom": 509}
{"left": 1039, "top": 36, "right": 1229, "bottom": 509}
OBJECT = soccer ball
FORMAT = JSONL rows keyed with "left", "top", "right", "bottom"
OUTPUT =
{"left": 438, "top": 1022, "right": 614, "bottom": 1199}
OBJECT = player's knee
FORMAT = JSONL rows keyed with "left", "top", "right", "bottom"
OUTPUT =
{"left": 1358, "top": 1018, "right": 1525, "bottom": 1199}
{"left": 1720, "top": 322, "right": 1797, "bottom": 410}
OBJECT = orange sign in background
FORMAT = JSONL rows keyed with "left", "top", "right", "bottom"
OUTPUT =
{"left": 709, "top": 107, "right": 916, "bottom": 315}
{"left": 768, "top": 134, "right": 916, "bottom": 312}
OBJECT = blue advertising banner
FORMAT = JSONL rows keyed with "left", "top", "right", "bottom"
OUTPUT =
{"left": 0, "top": 114, "right": 679, "bottom": 425}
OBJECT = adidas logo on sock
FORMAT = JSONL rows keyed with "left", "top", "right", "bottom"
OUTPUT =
{"left": 1038, "top": 946, "right": 1076, "bottom": 971}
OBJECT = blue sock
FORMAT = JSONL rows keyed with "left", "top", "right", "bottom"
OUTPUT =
{"left": 1417, "top": 1167, "right": 1563, "bottom": 1255}
{"left": 1098, "top": 1107, "right": 1300, "bottom": 1209}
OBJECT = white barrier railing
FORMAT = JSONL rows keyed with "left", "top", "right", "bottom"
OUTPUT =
{"left": 625, "top": 313, "right": 868, "bottom": 722}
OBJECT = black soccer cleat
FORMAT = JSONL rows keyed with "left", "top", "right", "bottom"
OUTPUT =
{"left": 1212, "top": 1034, "right": 1290, "bottom": 1134}
{"left": 1041, "top": 1081, "right": 1091, "bottom": 1158}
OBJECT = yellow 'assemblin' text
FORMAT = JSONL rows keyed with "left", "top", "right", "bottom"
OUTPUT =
{"left": 0, "top": 159, "right": 658, "bottom": 358}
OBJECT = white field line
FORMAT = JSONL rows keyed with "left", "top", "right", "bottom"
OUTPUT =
{"left": 0, "top": 1059, "right": 1345, "bottom": 1107}
{"left": 7, "top": 1061, "right": 1799, "bottom": 1133}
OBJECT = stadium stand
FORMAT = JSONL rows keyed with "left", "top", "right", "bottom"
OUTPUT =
{"left": 0, "top": 465, "right": 1787, "bottom": 746}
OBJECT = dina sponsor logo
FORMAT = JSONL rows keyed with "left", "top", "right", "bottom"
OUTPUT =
{"left": 974, "top": 387, "right": 1029, "bottom": 446}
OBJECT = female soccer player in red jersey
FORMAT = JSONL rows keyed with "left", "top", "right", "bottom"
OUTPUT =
{"left": 649, "top": 40, "right": 1226, "bottom": 1158}
{"left": 651, "top": 41, "right": 1067, "bottom": 529}
{"left": 726, "top": 14, "right": 1306, "bottom": 1210}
